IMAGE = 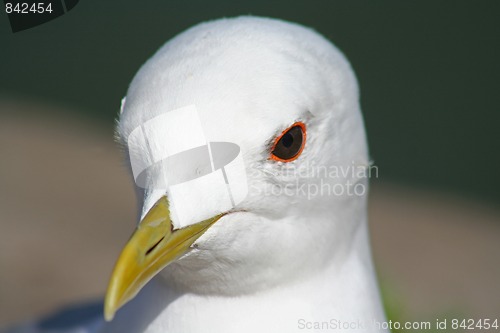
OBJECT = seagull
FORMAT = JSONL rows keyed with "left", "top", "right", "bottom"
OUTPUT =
{"left": 7, "top": 16, "right": 388, "bottom": 333}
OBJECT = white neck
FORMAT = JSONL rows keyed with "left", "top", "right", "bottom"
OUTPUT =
{"left": 102, "top": 222, "right": 387, "bottom": 333}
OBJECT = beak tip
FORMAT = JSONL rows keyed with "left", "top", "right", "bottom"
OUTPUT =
{"left": 104, "top": 289, "right": 119, "bottom": 322}
{"left": 104, "top": 302, "right": 116, "bottom": 322}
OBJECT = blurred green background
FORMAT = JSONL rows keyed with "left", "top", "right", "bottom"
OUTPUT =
{"left": 1, "top": 0, "right": 499, "bottom": 203}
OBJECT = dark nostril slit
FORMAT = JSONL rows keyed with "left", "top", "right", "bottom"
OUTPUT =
{"left": 146, "top": 236, "right": 165, "bottom": 255}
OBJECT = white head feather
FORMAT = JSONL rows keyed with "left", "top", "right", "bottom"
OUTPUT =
{"left": 112, "top": 16, "right": 385, "bottom": 333}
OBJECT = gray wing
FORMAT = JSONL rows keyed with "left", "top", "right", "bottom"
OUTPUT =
{"left": 3, "top": 301, "right": 105, "bottom": 333}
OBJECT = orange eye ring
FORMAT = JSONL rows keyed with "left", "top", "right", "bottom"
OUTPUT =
{"left": 269, "top": 121, "right": 307, "bottom": 162}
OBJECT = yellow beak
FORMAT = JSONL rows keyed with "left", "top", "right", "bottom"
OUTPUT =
{"left": 104, "top": 196, "right": 223, "bottom": 321}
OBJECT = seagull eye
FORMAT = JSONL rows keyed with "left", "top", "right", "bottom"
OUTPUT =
{"left": 270, "top": 122, "right": 306, "bottom": 162}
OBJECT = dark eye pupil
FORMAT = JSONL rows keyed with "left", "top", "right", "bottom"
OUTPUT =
{"left": 271, "top": 125, "right": 304, "bottom": 161}
{"left": 281, "top": 132, "right": 294, "bottom": 148}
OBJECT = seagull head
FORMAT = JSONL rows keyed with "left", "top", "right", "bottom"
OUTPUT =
{"left": 105, "top": 16, "right": 370, "bottom": 321}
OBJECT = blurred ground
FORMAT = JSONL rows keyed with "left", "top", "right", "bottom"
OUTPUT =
{"left": 0, "top": 100, "right": 499, "bottom": 329}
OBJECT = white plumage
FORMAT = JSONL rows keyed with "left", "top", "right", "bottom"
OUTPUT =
{"left": 7, "top": 16, "right": 388, "bottom": 333}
